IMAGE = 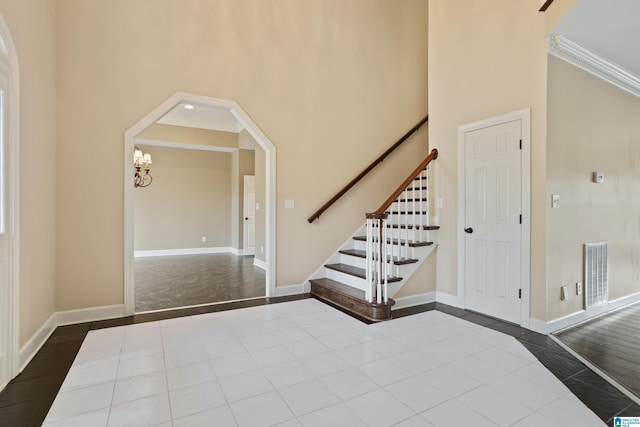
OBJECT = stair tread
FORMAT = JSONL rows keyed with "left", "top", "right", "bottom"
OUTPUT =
{"left": 310, "top": 278, "right": 365, "bottom": 300}
{"left": 394, "top": 198, "right": 428, "bottom": 202}
{"left": 339, "top": 249, "right": 419, "bottom": 265}
{"left": 325, "top": 263, "right": 403, "bottom": 282}
{"left": 386, "top": 225, "right": 440, "bottom": 230}
{"left": 352, "top": 236, "right": 434, "bottom": 247}
{"left": 385, "top": 211, "right": 428, "bottom": 215}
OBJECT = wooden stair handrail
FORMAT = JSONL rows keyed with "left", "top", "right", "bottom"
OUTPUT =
{"left": 307, "top": 115, "right": 428, "bottom": 223}
{"left": 366, "top": 148, "right": 438, "bottom": 219}
{"left": 539, "top": 0, "right": 554, "bottom": 11}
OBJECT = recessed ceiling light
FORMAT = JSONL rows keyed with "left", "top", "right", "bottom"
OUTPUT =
{"left": 183, "top": 104, "right": 194, "bottom": 110}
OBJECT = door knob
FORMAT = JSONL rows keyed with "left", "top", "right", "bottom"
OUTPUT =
{"left": 464, "top": 227, "right": 473, "bottom": 234}
{"left": 245, "top": 217, "right": 248, "bottom": 220}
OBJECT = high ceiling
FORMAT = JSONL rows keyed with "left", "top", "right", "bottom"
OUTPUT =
{"left": 550, "top": 0, "right": 640, "bottom": 77}
{"left": 157, "top": 102, "right": 243, "bottom": 133}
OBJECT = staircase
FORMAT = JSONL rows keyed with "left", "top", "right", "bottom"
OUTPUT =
{"left": 309, "top": 149, "right": 439, "bottom": 322}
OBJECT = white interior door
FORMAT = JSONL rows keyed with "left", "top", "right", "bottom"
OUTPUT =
{"left": 243, "top": 175, "right": 255, "bottom": 255}
{"left": 464, "top": 119, "right": 522, "bottom": 324}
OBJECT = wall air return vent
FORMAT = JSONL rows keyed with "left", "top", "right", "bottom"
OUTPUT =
{"left": 584, "top": 242, "right": 608, "bottom": 309}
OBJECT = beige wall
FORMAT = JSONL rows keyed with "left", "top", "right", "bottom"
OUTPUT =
{"left": 394, "top": 247, "right": 437, "bottom": 299}
{"left": 546, "top": 56, "right": 640, "bottom": 320}
{"left": 0, "top": 0, "right": 58, "bottom": 347}
{"left": 428, "top": 0, "right": 549, "bottom": 321}
{"left": 134, "top": 146, "right": 231, "bottom": 250}
{"left": 139, "top": 124, "right": 238, "bottom": 149}
{"left": 55, "top": 0, "right": 429, "bottom": 310}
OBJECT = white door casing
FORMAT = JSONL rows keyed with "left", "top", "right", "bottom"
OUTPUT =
{"left": 457, "top": 108, "right": 531, "bottom": 327}
{"left": 0, "top": 11, "right": 19, "bottom": 390}
{"left": 0, "top": 69, "right": 8, "bottom": 388}
{"left": 243, "top": 175, "right": 255, "bottom": 255}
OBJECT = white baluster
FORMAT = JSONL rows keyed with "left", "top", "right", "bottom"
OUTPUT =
{"left": 425, "top": 166, "right": 430, "bottom": 241}
{"left": 365, "top": 218, "right": 371, "bottom": 302}
{"left": 383, "top": 218, "right": 389, "bottom": 303}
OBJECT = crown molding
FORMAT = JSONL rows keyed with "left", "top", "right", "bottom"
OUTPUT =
{"left": 549, "top": 35, "right": 640, "bottom": 98}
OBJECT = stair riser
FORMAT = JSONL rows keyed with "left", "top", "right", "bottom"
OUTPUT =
{"left": 325, "top": 268, "right": 368, "bottom": 291}
{"left": 340, "top": 252, "right": 419, "bottom": 270}
{"left": 380, "top": 229, "right": 427, "bottom": 241}
{"left": 353, "top": 240, "right": 420, "bottom": 258}
{"left": 389, "top": 201, "right": 428, "bottom": 211}
{"left": 340, "top": 253, "right": 367, "bottom": 269}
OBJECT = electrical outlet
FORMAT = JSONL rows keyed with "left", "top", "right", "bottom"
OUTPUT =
{"left": 437, "top": 198, "right": 443, "bottom": 209}
{"left": 201, "top": 236, "right": 207, "bottom": 243}
{"left": 561, "top": 286, "right": 568, "bottom": 301}
{"left": 576, "top": 282, "right": 582, "bottom": 295}
{"left": 260, "top": 246, "right": 264, "bottom": 254}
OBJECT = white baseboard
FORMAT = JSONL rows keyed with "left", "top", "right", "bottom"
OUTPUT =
{"left": 532, "top": 291, "right": 640, "bottom": 335}
{"left": 275, "top": 283, "right": 305, "bottom": 297}
{"left": 56, "top": 304, "right": 125, "bottom": 326}
{"left": 435, "top": 291, "right": 461, "bottom": 308}
{"left": 254, "top": 258, "right": 267, "bottom": 270}
{"left": 18, "top": 313, "right": 56, "bottom": 372}
{"left": 229, "top": 248, "right": 256, "bottom": 256}
{"left": 392, "top": 292, "right": 436, "bottom": 310}
{"left": 134, "top": 247, "right": 231, "bottom": 258}
{"left": 528, "top": 318, "right": 548, "bottom": 335}
{"left": 18, "top": 304, "right": 125, "bottom": 374}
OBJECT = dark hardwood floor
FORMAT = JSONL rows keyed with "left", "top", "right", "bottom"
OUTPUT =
{"left": 555, "top": 302, "right": 640, "bottom": 399}
{"left": 134, "top": 253, "right": 265, "bottom": 312}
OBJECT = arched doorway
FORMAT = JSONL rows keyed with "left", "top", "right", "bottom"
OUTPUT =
{"left": 123, "top": 93, "right": 276, "bottom": 316}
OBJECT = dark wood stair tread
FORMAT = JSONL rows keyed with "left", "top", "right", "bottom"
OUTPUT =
{"left": 309, "top": 278, "right": 395, "bottom": 322}
{"left": 325, "top": 263, "right": 402, "bottom": 282}
{"left": 394, "top": 198, "right": 428, "bottom": 202}
{"left": 352, "top": 236, "right": 434, "bottom": 247}
{"left": 385, "top": 211, "right": 428, "bottom": 215}
{"left": 386, "top": 224, "right": 440, "bottom": 230}
{"left": 338, "top": 249, "right": 418, "bottom": 265}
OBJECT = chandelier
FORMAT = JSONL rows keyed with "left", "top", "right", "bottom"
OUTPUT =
{"left": 134, "top": 146, "right": 153, "bottom": 188}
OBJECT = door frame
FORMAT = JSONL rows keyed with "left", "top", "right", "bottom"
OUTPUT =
{"left": 0, "top": 11, "right": 19, "bottom": 388}
{"left": 123, "top": 93, "right": 277, "bottom": 316}
{"left": 457, "top": 108, "right": 531, "bottom": 327}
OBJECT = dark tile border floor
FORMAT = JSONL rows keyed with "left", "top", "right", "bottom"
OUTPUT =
{"left": 1, "top": 296, "right": 637, "bottom": 426}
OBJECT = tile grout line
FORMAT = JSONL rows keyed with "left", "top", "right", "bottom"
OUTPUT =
{"left": 3, "top": 297, "right": 633, "bottom": 426}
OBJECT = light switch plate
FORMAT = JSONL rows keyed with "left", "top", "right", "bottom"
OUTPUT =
{"left": 561, "top": 286, "right": 568, "bottom": 301}
{"left": 552, "top": 194, "right": 560, "bottom": 208}
{"left": 284, "top": 199, "right": 294, "bottom": 209}
{"left": 593, "top": 172, "right": 604, "bottom": 183}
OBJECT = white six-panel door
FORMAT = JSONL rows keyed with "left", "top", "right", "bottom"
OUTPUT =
{"left": 464, "top": 119, "right": 522, "bottom": 324}
{"left": 243, "top": 175, "right": 256, "bottom": 255}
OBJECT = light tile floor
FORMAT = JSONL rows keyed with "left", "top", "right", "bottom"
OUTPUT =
{"left": 43, "top": 299, "right": 606, "bottom": 426}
